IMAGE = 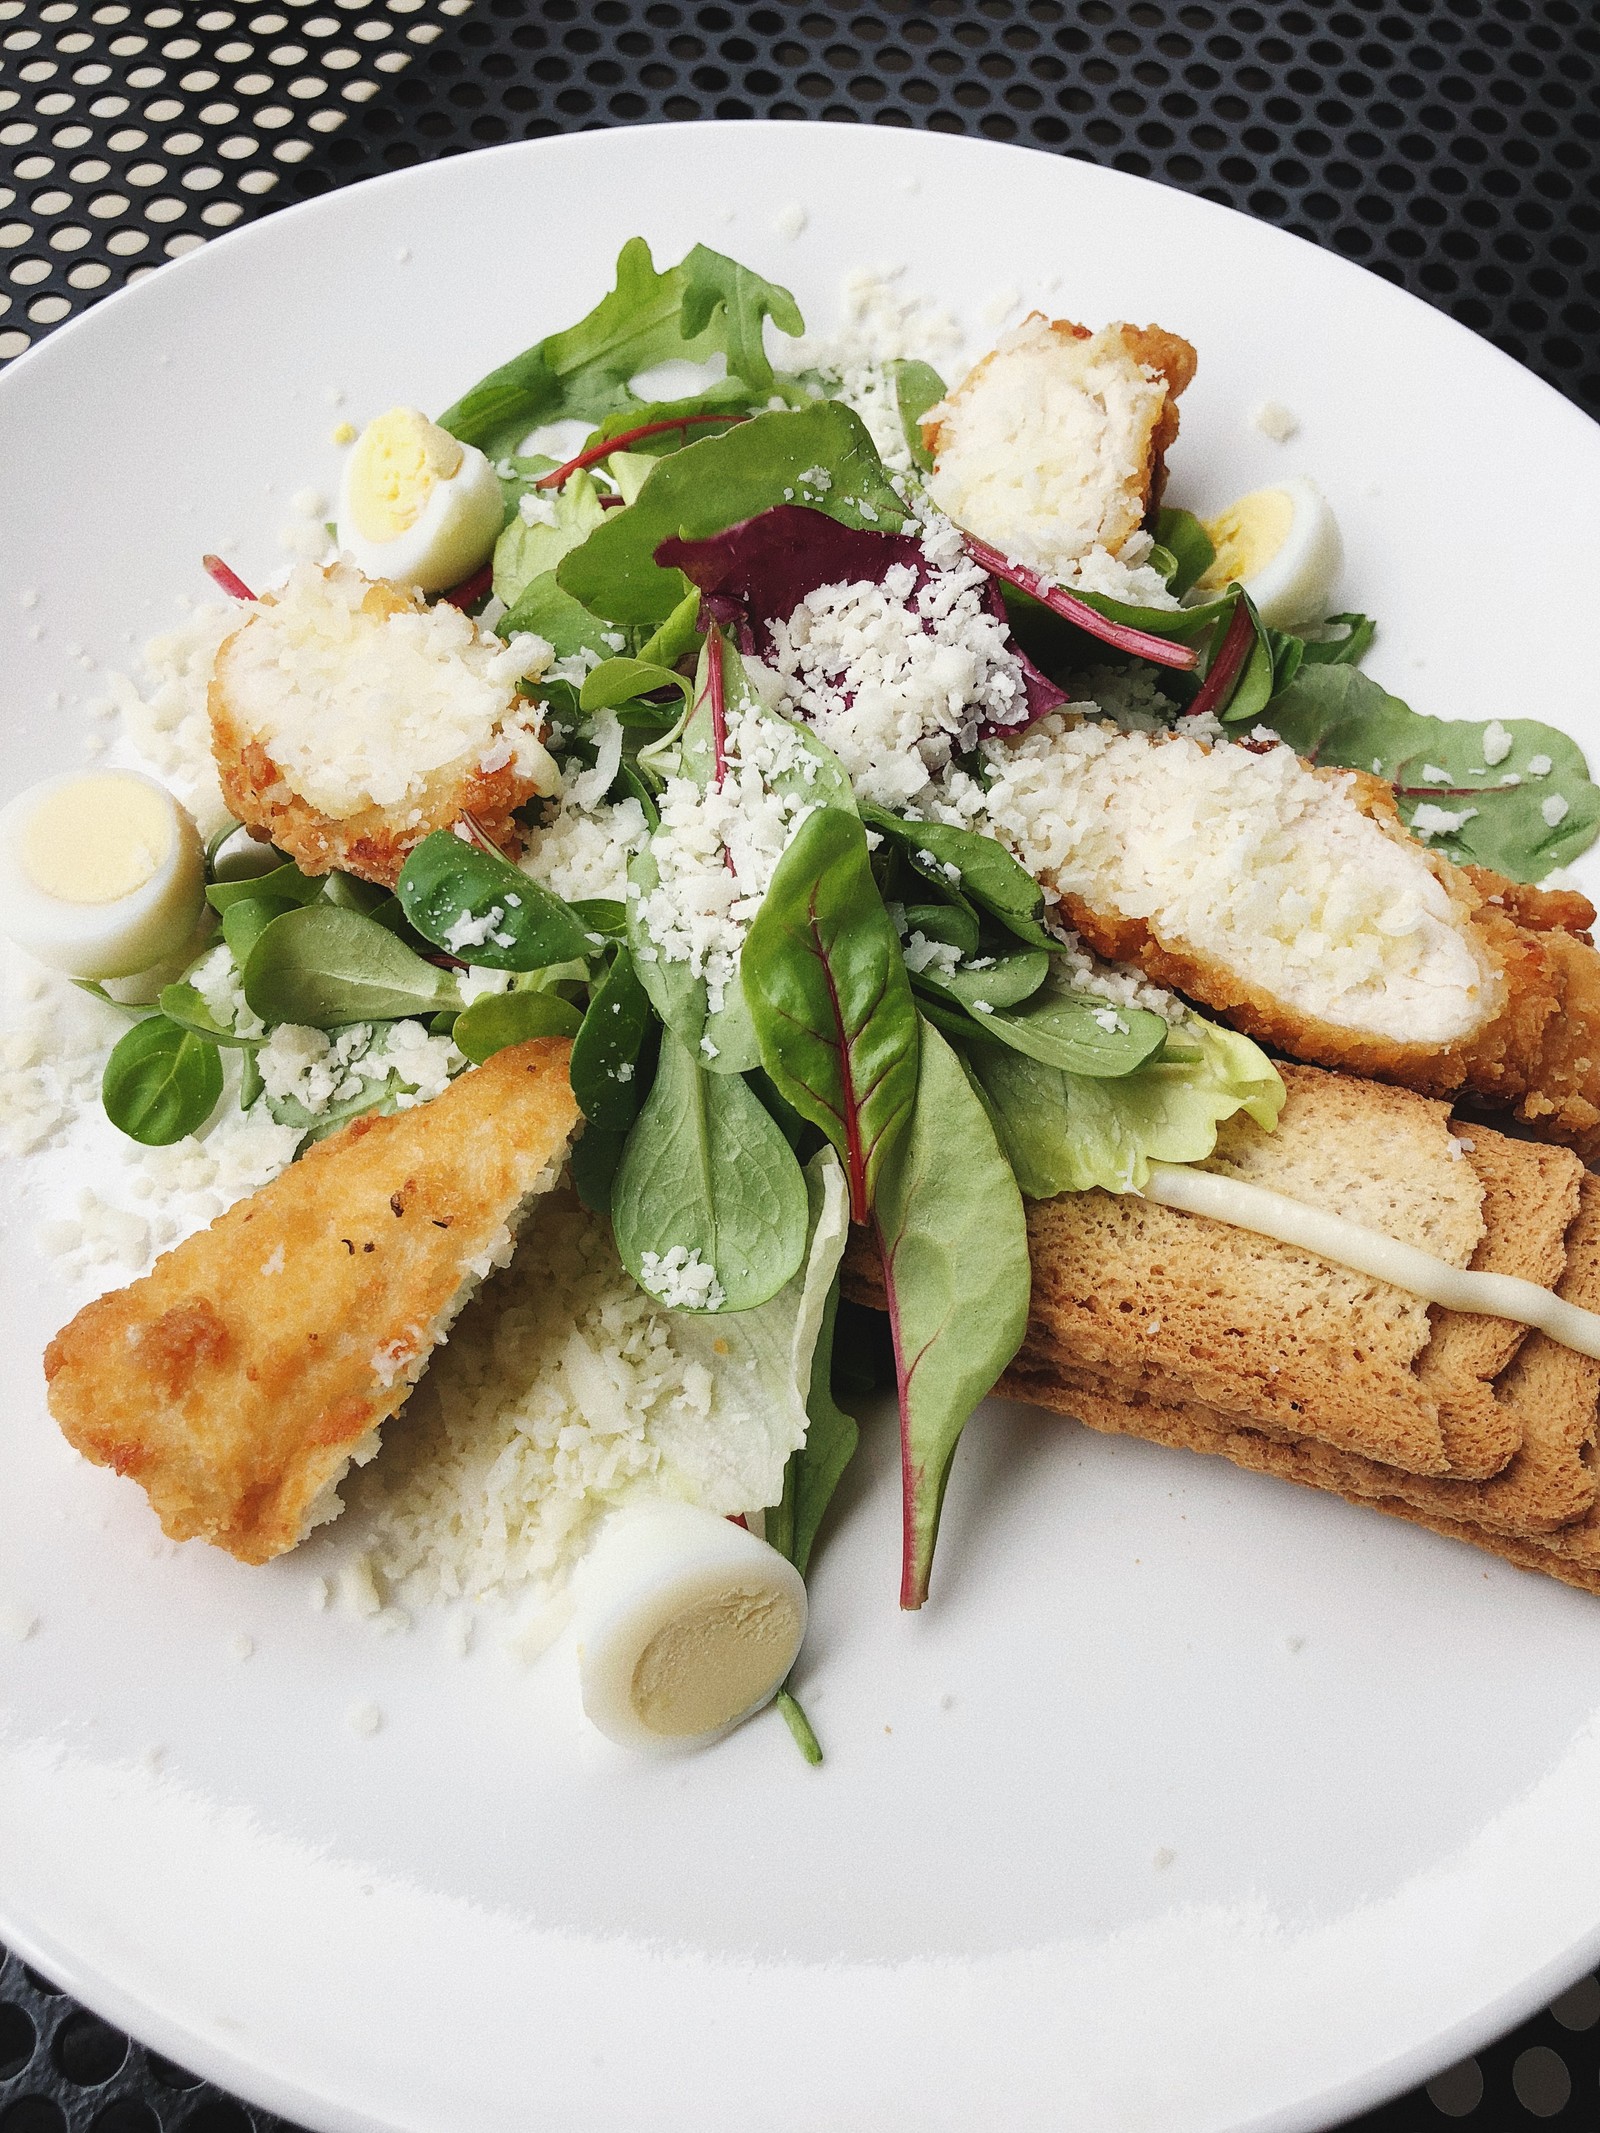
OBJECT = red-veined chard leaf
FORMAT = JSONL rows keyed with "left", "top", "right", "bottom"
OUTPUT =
{"left": 740, "top": 804, "right": 919, "bottom": 1224}
{"left": 874, "top": 1017, "right": 1031, "bottom": 1609}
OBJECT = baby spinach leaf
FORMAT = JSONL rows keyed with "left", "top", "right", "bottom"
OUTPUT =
{"left": 569, "top": 945, "right": 653, "bottom": 1130}
{"left": 321, "top": 872, "right": 393, "bottom": 916}
{"left": 873, "top": 1018, "right": 1031, "bottom": 1607}
{"left": 396, "top": 831, "right": 594, "bottom": 970}
{"left": 558, "top": 402, "right": 908, "bottom": 627}
{"left": 902, "top": 902, "right": 981, "bottom": 959}
{"left": 890, "top": 357, "right": 945, "bottom": 473}
{"left": 579, "top": 654, "right": 695, "bottom": 720}
{"left": 205, "top": 859, "right": 324, "bottom": 914}
{"left": 452, "top": 988, "right": 582, "bottom": 1063}
{"left": 243, "top": 906, "right": 462, "bottom": 1029}
{"left": 220, "top": 894, "right": 294, "bottom": 965}
{"left": 439, "top": 236, "right": 804, "bottom": 462}
{"left": 611, "top": 1032, "right": 810, "bottom": 1312}
{"left": 239, "top": 1048, "right": 264, "bottom": 1111}
{"left": 102, "top": 1015, "right": 223, "bottom": 1146}
{"left": 1296, "top": 610, "right": 1376, "bottom": 669}
{"left": 860, "top": 805, "right": 1051, "bottom": 948}
{"left": 637, "top": 585, "right": 704, "bottom": 668}
{"left": 72, "top": 980, "right": 154, "bottom": 1021}
{"left": 680, "top": 244, "right": 805, "bottom": 395}
{"left": 742, "top": 805, "right": 919, "bottom": 1223}
{"left": 767, "top": 1269, "right": 860, "bottom": 1581}
{"left": 1153, "top": 505, "right": 1215, "bottom": 597}
{"left": 572, "top": 898, "right": 628, "bottom": 941}
{"left": 1261, "top": 662, "right": 1600, "bottom": 879}
{"left": 493, "top": 470, "right": 607, "bottom": 611}
{"left": 623, "top": 845, "right": 758, "bottom": 1072}
{"left": 157, "top": 980, "right": 259, "bottom": 1049}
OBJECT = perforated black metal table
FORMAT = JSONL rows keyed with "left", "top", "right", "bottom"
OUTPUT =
{"left": 4, "top": 3, "right": 1600, "bottom": 2127}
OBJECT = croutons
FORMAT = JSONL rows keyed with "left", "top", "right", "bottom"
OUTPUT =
{"left": 209, "top": 560, "right": 559, "bottom": 887}
{"left": 922, "top": 314, "right": 1197, "bottom": 576}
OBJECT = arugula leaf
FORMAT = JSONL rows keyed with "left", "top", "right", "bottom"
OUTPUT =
{"left": 860, "top": 804, "right": 1051, "bottom": 948}
{"left": 890, "top": 358, "right": 945, "bottom": 474}
{"left": 611, "top": 1031, "right": 811, "bottom": 1312}
{"left": 558, "top": 402, "right": 908, "bottom": 627}
{"left": 492, "top": 470, "right": 607, "bottom": 611}
{"left": 1260, "top": 663, "right": 1600, "bottom": 879}
{"left": 452, "top": 987, "right": 582, "bottom": 1063}
{"left": 679, "top": 244, "right": 805, "bottom": 394}
{"left": 568, "top": 944, "right": 653, "bottom": 1131}
{"left": 873, "top": 1017, "right": 1032, "bottom": 1608}
{"left": 585, "top": 380, "right": 757, "bottom": 458}
{"left": 1153, "top": 506, "right": 1215, "bottom": 597}
{"left": 102, "top": 1015, "right": 223, "bottom": 1146}
{"left": 742, "top": 805, "right": 920, "bottom": 1224}
{"left": 396, "top": 831, "right": 594, "bottom": 971}
{"left": 972, "top": 1014, "right": 1284, "bottom": 1197}
{"left": 242, "top": 906, "right": 462, "bottom": 1028}
{"left": 438, "top": 237, "right": 804, "bottom": 462}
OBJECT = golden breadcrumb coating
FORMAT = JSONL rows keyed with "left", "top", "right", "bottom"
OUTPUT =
{"left": 43, "top": 1039, "right": 578, "bottom": 1564}
{"left": 1057, "top": 767, "right": 1600, "bottom": 1163}
{"left": 209, "top": 573, "right": 547, "bottom": 889}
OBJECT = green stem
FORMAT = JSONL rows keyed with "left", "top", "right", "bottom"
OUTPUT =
{"left": 775, "top": 1686, "right": 823, "bottom": 1766}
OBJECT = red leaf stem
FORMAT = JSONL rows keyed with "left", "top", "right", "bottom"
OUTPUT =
{"left": 706, "top": 622, "right": 729, "bottom": 789}
{"left": 201, "top": 553, "right": 256, "bottom": 602}
{"left": 963, "top": 535, "right": 1199, "bottom": 671}
{"left": 437, "top": 561, "right": 493, "bottom": 610}
{"left": 1180, "top": 594, "right": 1256, "bottom": 723}
{"left": 535, "top": 411, "right": 748, "bottom": 490}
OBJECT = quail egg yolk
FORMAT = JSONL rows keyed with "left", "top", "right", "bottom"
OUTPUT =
{"left": 1196, "top": 486, "right": 1297, "bottom": 591}
{"left": 346, "top": 407, "right": 466, "bottom": 543}
{"left": 22, "top": 775, "right": 174, "bottom": 904}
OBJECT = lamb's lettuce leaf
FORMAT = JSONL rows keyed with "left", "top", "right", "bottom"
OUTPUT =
{"left": 971, "top": 1014, "right": 1284, "bottom": 1198}
{"left": 1259, "top": 663, "right": 1600, "bottom": 880}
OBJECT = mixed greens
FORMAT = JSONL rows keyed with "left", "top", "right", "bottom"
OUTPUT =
{"left": 90, "top": 234, "right": 1600, "bottom": 1647}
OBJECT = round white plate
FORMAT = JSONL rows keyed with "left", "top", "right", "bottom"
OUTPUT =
{"left": 4, "top": 121, "right": 1600, "bottom": 2133}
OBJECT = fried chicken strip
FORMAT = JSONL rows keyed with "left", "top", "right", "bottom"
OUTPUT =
{"left": 44, "top": 1038, "right": 579, "bottom": 1564}
{"left": 209, "top": 560, "right": 559, "bottom": 887}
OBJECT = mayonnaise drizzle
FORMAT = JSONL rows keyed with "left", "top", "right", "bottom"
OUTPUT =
{"left": 1142, "top": 1162, "right": 1600, "bottom": 1362}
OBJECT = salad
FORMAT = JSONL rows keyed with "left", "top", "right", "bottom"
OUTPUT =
{"left": 13, "top": 234, "right": 1600, "bottom": 1760}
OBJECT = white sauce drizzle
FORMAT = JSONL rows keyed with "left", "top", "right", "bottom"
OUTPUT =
{"left": 1142, "top": 1162, "right": 1600, "bottom": 1361}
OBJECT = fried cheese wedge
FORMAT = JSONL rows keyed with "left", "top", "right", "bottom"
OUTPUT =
{"left": 976, "top": 717, "right": 1600, "bottom": 1161}
{"left": 209, "top": 559, "right": 559, "bottom": 887}
{"left": 44, "top": 1038, "right": 579, "bottom": 1564}
{"left": 922, "top": 313, "right": 1197, "bottom": 576}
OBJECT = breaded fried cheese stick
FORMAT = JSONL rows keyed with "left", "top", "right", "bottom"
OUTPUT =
{"left": 209, "top": 560, "right": 560, "bottom": 887}
{"left": 43, "top": 1038, "right": 579, "bottom": 1564}
{"left": 971, "top": 718, "right": 1600, "bottom": 1161}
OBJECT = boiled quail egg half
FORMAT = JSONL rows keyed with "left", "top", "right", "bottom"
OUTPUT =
{"left": 0, "top": 770, "right": 206, "bottom": 979}
{"left": 336, "top": 405, "right": 504, "bottom": 594}
{"left": 573, "top": 1500, "right": 808, "bottom": 1752}
{"left": 1193, "top": 473, "right": 1343, "bottom": 628}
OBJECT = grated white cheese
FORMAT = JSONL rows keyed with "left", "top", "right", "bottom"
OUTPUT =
{"left": 519, "top": 790, "right": 648, "bottom": 904}
{"left": 1529, "top": 754, "right": 1554, "bottom": 777}
{"left": 1481, "top": 720, "right": 1514, "bottom": 767}
{"left": 639, "top": 1244, "right": 725, "bottom": 1312}
{"left": 1543, "top": 794, "right": 1571, "bottom": 828}
{"left": 216, "top": 560, "right": 553, "bottom": 818}
{"left": 98, "top": 600, "right": 236, "bottom": 836}
{"left": 1410, "top": 803, "right": 1479, "bottom": 838}
{"left": 784, "top": 264, "right": 965, "bottom": 476}
{"left": 953, "top": 719, "right": 1492, "bottom": 1046}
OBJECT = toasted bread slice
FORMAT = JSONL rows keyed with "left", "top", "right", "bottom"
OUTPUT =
{"left": 209, "top": 560, "right": 557, "bottom": 887}
{"left": 44, "top": 1038, "right": 579, "bottom": 1564}
{"left": 922, "top": 314, "right": 1195, "bottom": 576}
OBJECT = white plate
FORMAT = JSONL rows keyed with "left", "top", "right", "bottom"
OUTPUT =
{"left": 4, "top": 121, "right": 1600, "bottom": 2133}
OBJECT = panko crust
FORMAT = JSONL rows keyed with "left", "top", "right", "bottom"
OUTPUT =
{"left": 43, "top": 1039, "right": 579, "bottom": 1564}
{"left": 209, "top": 574, "right": 543, "bottom": 888}
{"left": 1054, "top": 759, "right": 1600, "bottom": 1162}
{"left": 921, "top": 315, "right": 1198, "bottom": 544}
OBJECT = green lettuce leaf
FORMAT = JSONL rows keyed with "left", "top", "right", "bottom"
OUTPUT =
{"left": 1260, "top": 663, "right": 1600, "bottom": 880}
{"left": 971, "top": 1013, "right": 1284, "bottom": 1197}
{"left": 492, "top": 469, "right": 607, "bottom": 611}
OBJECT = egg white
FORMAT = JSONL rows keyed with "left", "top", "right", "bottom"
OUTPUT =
{"left": 0, "top": 770, "right": 206, "bottom": 980}
{"left": 1224, "top": 474, "right": 1343, "bottom": 628}
{"left": 573, "top": 1500, "right": 808, "bottom": 1752}
{"left": 335, "top": 438, "right": 504, "bottom": 594}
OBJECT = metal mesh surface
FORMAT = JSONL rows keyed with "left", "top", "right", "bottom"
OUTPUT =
{"left": 5, "top": 3, "right": 1600, "bottom": 2129}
